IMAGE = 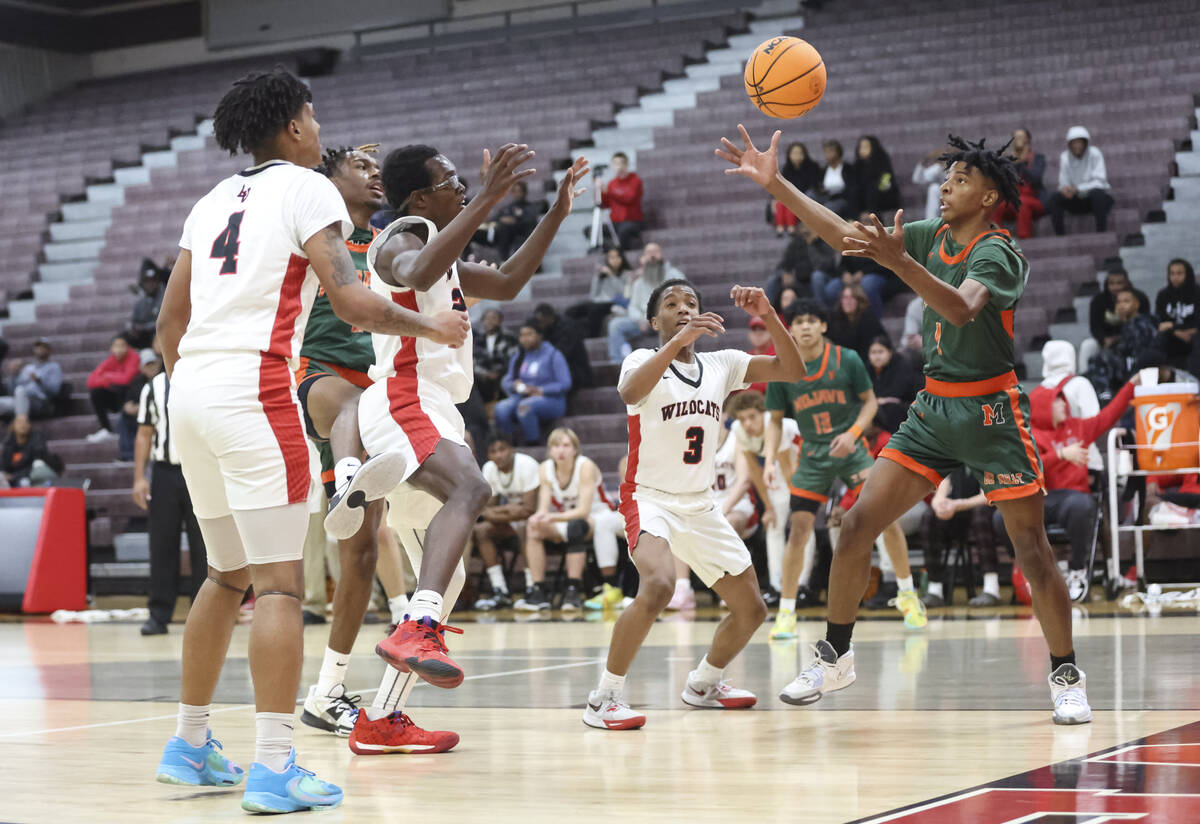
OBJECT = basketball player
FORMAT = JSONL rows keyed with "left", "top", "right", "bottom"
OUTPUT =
{"left": 719, "top": 127, "right": 1091, "bottom": 723}
{"left": 583, "top": 280, "right": 804, "bottom": 730}
{"left": 151, "top": 68, "right": 469, "bottom": 813}
{"left": 358, "top": 145, "right": 589, "bottom": 689}
{"left": 761, "top": 299, "right": 925, "bottom": 641}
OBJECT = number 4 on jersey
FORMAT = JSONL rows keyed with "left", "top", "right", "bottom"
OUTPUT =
{"left": 210, "top": 211, "right": 244, "bottom": 275}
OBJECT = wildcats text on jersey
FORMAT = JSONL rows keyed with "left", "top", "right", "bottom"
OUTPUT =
{"left": 661, "top": 399, "right": 722, "bottom": 422}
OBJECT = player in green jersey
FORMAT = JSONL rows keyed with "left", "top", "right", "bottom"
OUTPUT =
{"left": 719, "top": 128, "right": 1090, "bottom": 725}
{"left": 763, "top": 298, "right": 925, "bottom": 641}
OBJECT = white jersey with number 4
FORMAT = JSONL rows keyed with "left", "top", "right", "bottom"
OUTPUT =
{"left": 620, "top": 348, "right": 752, "bottom": 498}
{"left": 177, "top": 161, "right": 351, "bottom": 369}
{"left": 365, "top": 215, "right": 473, "bottom": 402}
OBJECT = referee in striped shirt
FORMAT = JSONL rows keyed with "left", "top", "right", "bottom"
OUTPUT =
{"left": 132, "top": 353, "right": 207, "bottom": 636}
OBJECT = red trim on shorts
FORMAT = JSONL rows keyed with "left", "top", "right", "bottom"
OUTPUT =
{"left": 787, "top": 485, "right": 828, "bottom": 504}
{"left": 924, "top": 370, "right": 1018, "bottom": 398}
{"left": 619, "top": 413, "right": 642, "bottom": 551}
{"left": 1005, "top": 386, "right": 1046, "bottom": 492}
{"left": 258, "top": 353, "right": 310, "bottom": 504}
{"left": 986, "top": 481, "right": 1044, "bottom": 502}
{"left": 385, "top": 291, "right": 440, "bottom": 463}
{"left": 879, "top": 446, "right": 943, "bottom": 487}
{"left": 267, "top": 254, "right": 308, "bottom": 360}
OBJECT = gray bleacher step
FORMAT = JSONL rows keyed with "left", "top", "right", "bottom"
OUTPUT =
{"left": 85, "top": 182, "right": 125, "bottom": 205}
{"left": 113, "top": 166, "right": 151, "bottom": 187}
{"left": 113, "top": 531, "right": 192, "bottom": 562}
{"left": 33, "top": 281, "right": 77, "bottom": 303}
{"left": 38, "top": 261, "right": 97, "bottom": 282}
{"left": 90, "top": 561, "right": 149, "bottom": 579}
{"left": 61, "top": 201, "right": 114, "bottom": 222}
{"left": 662, "top": 76, "right": 721, "bottom": 96}
{"left": 614, "top": 108, "right": 676, "bottom": 130}
{"left": 143, "top": 150, "right": 178, "bottom": 169}
{"left": 49, "top": 219, "right": 111, "bottom": 243}
{"left": 44, "top": 239, "right": 105, "bottom": 263}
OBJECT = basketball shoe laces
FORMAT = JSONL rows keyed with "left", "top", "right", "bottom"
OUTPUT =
{"left": 796, "top": 645, "right": 829, "bottom": 688}
{"left": 1051, "top": 673, "right": 1087, "bottom": 711}
{"left": 412, "top": 617, "right": 464, "bottom": 654}
{"left": 329, "top": 690, "right": 362, "bottom": 717}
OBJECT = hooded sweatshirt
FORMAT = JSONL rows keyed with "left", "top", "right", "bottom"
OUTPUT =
{"left": 1155, "top": 262, "right": 1200, "bottom": 360}
{"left": 1037, "top": 339, "right": 1102, "bottom": 469}
{"left": 1057, "top": 126, "right": 1110, "bottom": 194}
{"left": 1030, "top": 380, "right": 1134, "bottom": 494}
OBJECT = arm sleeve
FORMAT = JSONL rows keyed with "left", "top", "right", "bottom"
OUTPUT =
{"left": 500, "top": 351, "right": 520, "bottom": 394}
{"left": 517, "top": 455, "right": 542, "bottom": 493}
{"left": 1056, "top": 151, "right": 1070, "bottom": 189}
{"left": 1155, "top": 289, "right": 1170, "bottom": 322}
{"left": 41, "top": 363, "right": 63, "bottom": 396}
{"left": 117, "top": 352, "right": 140, "bottom": 384}
{"left": 542, "top": 348, "right": 572, "bottom": 395}
{"left": 287, "top": 172, "right": 354, "bottom": 249}
{"left": 86, "top": 359, "right": 108, "bottom": 389}
{"left": 1079, "top": 381, "right": 1135, "bottom": 445}
{"left": 1080, "top": 149, "right": 1109, "bottom": 193}
{"left": 137, "top": 382, "right": 155, "bottom": 427}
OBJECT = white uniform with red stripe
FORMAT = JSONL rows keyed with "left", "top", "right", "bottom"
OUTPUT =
{"left": 712, "top": 427, "right": 758, "bottom": 540}
{"left": 357, "top": 215, "right": 473, "bottom": 479}
{"left": 542, "top": 456, "right": 615, "bottom": 540}
{"left": 618, "top": 347, "right": 755, "bottom": 586}
{"left": 169, "top": 160, "right": 350, "bottom": 538}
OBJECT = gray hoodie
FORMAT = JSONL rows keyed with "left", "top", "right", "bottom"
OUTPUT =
{"left": 1057, "top": 126, "right": 1110, "bottom": 194}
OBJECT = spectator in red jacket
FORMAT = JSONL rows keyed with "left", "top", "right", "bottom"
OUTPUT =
{"left": 1000, "top": 373, "right": 1138, "bottom": 601}
{"left": 600, "top": 151, "right": 644, "bottom": 250}
{"left": 86, "top": 335, "right": 140, "bottom": 443}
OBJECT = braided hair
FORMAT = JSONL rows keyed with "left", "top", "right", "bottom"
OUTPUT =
{"left": 316, "top": 143, "right": 380, "bottom": 178}
{"left": 938, "top": 134, "right": 1021, "bottom": 210}
{"left": 212, "top": 66, "right": 312, "bottom": 157}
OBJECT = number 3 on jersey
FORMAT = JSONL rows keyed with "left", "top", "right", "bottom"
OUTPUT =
{"left": 210, "top": 211, "right": 244, "bottom": 275}
{"left": 450, "top": 286, "right": 467, "bottom": 312}
{"left": 682, "top": 426, "right": 704, "bottom": 464}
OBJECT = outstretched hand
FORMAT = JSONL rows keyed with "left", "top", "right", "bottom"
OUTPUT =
{"left": 672, "top": 312, "right": 726, "bottom": 348}
{"left": 480, "top": 143, "right": 537, "bottom": 204}
{"left": 552, "top": 156, "right": 590, "bottom": 214}
{"left": 841, "top": 210, "right": 909, "bottom": 271}
{"left": 716, "top": 124, "right": 781, "bottom": 189}
{"left": 731, "top": 285, "right": 773, "bottom": 319}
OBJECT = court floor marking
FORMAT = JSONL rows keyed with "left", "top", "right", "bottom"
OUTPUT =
{"left": 0, "top": 657, "right": 605, "bottom": 740}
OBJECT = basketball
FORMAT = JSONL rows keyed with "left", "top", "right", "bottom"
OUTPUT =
{"left": 743, "top": 36, "right": 826, "bottom": 119}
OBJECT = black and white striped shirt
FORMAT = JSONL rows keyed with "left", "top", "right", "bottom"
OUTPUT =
{"left": 137, "top": 371, "right": 178, "bottom": 465}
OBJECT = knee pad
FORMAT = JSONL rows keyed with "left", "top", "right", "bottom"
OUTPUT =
{"left": 566, "top": 518, "right": 590, "bottom": 543}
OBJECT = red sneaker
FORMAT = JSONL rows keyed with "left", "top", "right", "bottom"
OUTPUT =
{"left": 376, "top": 617, "right": 465, "bottom": 688}
{"left": 348, "top": 710, "right": 459, "bottom": 755}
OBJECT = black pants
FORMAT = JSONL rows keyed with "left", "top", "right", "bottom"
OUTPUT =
{"left": 1049, "top": 189, "right": 1114, "bottom": 234}
{"left": 147, "top": 462, "right": 208, "bottom": 624}
{"left": 993, "top": 488, "right": 1096, "bottom": 571}
{"left": 922, "top": 505, "right": 999, "bottom": 584}
{"left": 612, "top": 220, "right": 643, "bottom": 250}
{"left": 89, "top": 385, "right": 126, "bottom": 431}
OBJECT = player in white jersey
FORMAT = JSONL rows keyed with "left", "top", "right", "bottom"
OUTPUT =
{"left": 353, "top": 144, "right": 589, "bottom": 695}
{"left": 516, "top": 427, "right": 626, "bottom": 612}
{"left": 472, "top": 432, "right": 541, "bottom": 610}
{"left": 152, "top": 69, "right": 468, "bottom": 814}
{"left": 712, "top": 412, "right": 762, "bottom": 540}
{"left": 583, "top": 279, "right": 805, "bottom": 731}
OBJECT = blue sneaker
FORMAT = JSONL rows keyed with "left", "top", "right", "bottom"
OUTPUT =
{"left": 156, "top": 732, "right": 245, "bottom": 786}
{"left": 241, "top": 750, "right": 343, "bottom": 814}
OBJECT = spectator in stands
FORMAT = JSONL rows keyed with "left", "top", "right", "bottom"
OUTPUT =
{"left": 114, "top": 349, "right": 161, "bottom": 462}
{"left": 0, "top": 338, "right": 62, "bottom": 421}
{"left": 471, "top": 432, "right": 541, "bottom": 611}
{"left": 473, "top": 308, "right": 518, "bottom": 404}
{"left": 1024, "top": 373, "right": 1138, "bottom": 601}
{"left": 86, "top": 335, "right": 139, "bottom": 443}
{"left": 922, "top": 467, "right": 1003, "bottom": 607}
{"left": 912, "top": 147, "right": 946, "bottom": 220}
{"left": 494, "top": 320, "right": 572, "bottom": 445}
{"left": 533, "top": 302, "right": 592, "bottom": 389}
{"left": 772, "top": 141, "right": 821, "bottom": 234}
{"left": 1049, "top": 126, "right": 1114, "bottom": 235}
{"left": 1085, "top": 288, "right": 1160, "bottom": 400}
{"left": 992, "top": 127, "right": 1047, "bottom": 239}
{"left": 770, "top": 223, "right": 837, "bottom": 308}
{"left": 600, "top": 151, "right": 644, "bottom": 250}
{"left": 1082, "top": 268, "right": 1151, "bottom": 371}
{"left": 778, "top": 287, "right": 799, "bottom": 318}
{"left": 606, "top": 243, "right": 677, "bottom": 362}
{"left": 1037, "top": 340, "right": 1103, "bottom": 472}
{"left": 126, "top": 269, "right": 163, "bottom": 349}
{"left": 816, "top": 139, "right": 858, "bottom": 219}
{"left": 850, "top": 135, "right": 900, "bottom": 219}
{"left": 1155, "top": 258, "right": 1199, "bottom": 369}
{"left": 490, "top": 181, "right": 542, "bottom": 259}
{"left": 828, "top": 284, "right": 885, "bottom": 362}
{"left": 568, "top": 247, "right": 631, "bottom": 338}
{"left": 867, "top": 336, "right": 919, "bottom": 434}
{"left": 2, "top": 415, "right": 61, "bottom": 487}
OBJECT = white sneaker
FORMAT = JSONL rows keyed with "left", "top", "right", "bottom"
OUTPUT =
{"left": 665, "top": 588, "right": 695, "bottom": 611}
{"left": 1049, "top": 663, "right": 1092, "bottom": 725}
{"left": 681, "top": 676, "right": 756, "bottom": 709}
{"left": 86, "top": 429, "right": 116, "bottom": 443}
{"left": 1065, "top": 568, "right": 1089, "bottom": 602}
{"left": 324, "top": 452, "right": 408, "bottom": 540}
{"left": 779, "top": 640, "right": 855, "bottom": 706}
{"left": 582, "top": 689, "right": 646, "bottom": 730}
{"left": 299, "top": 683, "right": 361, "bottom": 736}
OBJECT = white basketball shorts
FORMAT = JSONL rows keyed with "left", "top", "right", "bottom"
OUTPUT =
{"left": 358, "top": 377, "right": 466, "bottom": 485}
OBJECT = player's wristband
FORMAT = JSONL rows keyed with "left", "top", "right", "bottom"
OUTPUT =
{"left": 848, "top": 424, "right": 863, "bottom": 439}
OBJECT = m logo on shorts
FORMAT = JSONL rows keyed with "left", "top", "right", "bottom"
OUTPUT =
{"left": 981, "top": 402, "right": 1006, "bottom": 427}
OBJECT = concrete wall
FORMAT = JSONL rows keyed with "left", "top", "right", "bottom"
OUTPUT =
{"left": 0, "top": 44, "right": 88, "bottom": 120}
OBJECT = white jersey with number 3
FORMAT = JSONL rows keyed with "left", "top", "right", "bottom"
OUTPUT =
{"left": 177, "top": 161, "right": 351, "bottom": 368}
{"left": 620, "top": 348, "right": 752, "bottom": 498}
{"left": 365, "top": 215, "right": 473, "bottom": 402}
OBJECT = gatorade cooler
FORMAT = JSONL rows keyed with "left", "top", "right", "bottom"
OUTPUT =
{"left": 1132, "top": 382, "right": 1200, "bottom": 471}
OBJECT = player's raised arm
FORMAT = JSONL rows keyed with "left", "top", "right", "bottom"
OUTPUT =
{"left": 155, "top": 250, "right": 193, "bottom": 377}
{"left": 304, "top": 223, "right": 470, "bottom": 346}
{"left": 616, "top": 312, "right": 725, "bottom": 405}
{"left": 458, "top": 157, "right": 590, "bottom": 300}
{"left": 717, "top": 124, "right": 869, "bottom": 252}
{"left": 734, "top": 286, "right": 805, "bottom": 384}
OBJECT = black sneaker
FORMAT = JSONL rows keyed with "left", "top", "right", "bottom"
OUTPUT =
{"left": 140, "top": 617, "right": 168, "bottom": 636}
{"left": 475, "top": 591, "right": 513, "bottom": 611}
{"left": 302, "top": 610, "right": 326, "bottom": 625}
{"left": 561, "top": 586, "right": 583, "bottom": 611}
{"left": 515, "top": 584, "right": 551, "bottom": 611}
{"left": 760, "top": 587, "right": 780, "bottom": 608}
{"left": 923, "top": 591, "right": 946, "bottom": 608}
{"left": 796, "top": 585, "right": 822, "bottom": 608}
{"left": 864, "top": 582, "right": 898, "bottom": 609}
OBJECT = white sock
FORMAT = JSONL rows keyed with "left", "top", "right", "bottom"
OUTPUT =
{"left": 779, "top": 597, "right": 796, "bottom": 613}
{"left": 407, "top": 589, "right": 444, "bottom": 623}
{"left": 523, "top": 568, "right": 534, "bottom": 590}
{"left": 254, "top": 711, "right": 295, "bottom": 772}
{"left": 487, "top": 564, "right": 509, "bottom": 594}
{"left": 927, "top": 581, "right": 944, "bottom": 599}
{"left": 368, "top": 667, "right": 412, "bottom": 720}
{"left": 693, "top": 655, "right": 723, "bottom": 687}
{"left": 388, "top": 593, "right": 409, "bottom": 624}
{"left": 597, "top": 669, "right": 625, "bottom": 695}
{"left": 316, "top": 647, "right": 350, "bottom": 695}
{"left": 333, "top": 457, "right": 360, "bottom": 492}
{"left": 674, "top": 578, "right": 692, "bottom": 594}
{"left": 983, "top": 572, "right": 1000, "bottom": 598}
{"left": 175, "top": 703, "right": 209, "bottom": 748}
{"left": 798, "top": 533, "right": 817, "bottom": 587}
{"left": 896, "top": 575, "right": 914, "bottom": 592}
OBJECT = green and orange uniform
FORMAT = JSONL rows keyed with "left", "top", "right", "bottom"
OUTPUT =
{"left": 881, "top": 218, "right": 1044, "bottom": 501}
{"left": 766, "top": 341, "right": 874, "bottom": 511}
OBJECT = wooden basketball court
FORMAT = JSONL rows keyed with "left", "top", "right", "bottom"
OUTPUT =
{"left": 2, "top": 602, "right": 1198, "bottom": 822}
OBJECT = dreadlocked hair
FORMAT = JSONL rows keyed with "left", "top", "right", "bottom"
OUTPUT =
{"left": 381, "top": 144, "right": 439, "bottom": 214}
{"left": 212, "top": 66, "right": 312, "bottom": 157}
{"left": 938, "top": 134, "right": 1022, "bottom": 211}
{"left": 316, "top": 143, "right": 380, "bottom": 177}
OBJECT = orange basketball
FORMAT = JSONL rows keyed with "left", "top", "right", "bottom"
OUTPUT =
{"left": 744, "top": 36, "right": 826, "bottom": 119}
